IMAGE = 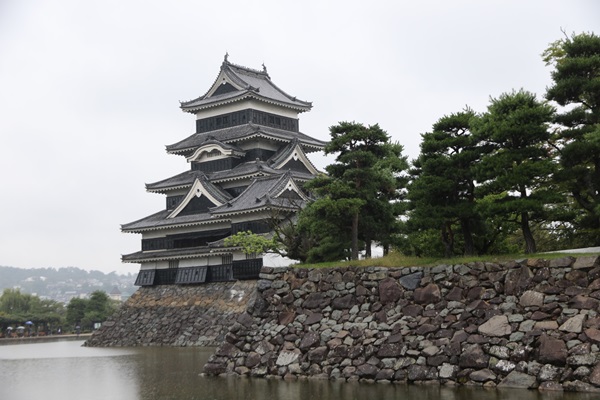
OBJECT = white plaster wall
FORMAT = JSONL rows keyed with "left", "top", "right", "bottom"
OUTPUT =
{"left": 263, "top": 252, "right": 299, "bottom": 267}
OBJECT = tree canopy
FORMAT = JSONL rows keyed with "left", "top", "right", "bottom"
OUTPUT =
{"left": 545, "top": 31, "right": 600, "bottom": 244}
{"left": 225, "top": 31, "right": 599, "bottom": 263}
{"left": 303, "top": 122, "right": 408, "bottom": 262}
{"left": 473, "top": 90, "right": 557, "bottom": 254}
{"left": 65, "top": 290, "right": 118, "bottom": 331}
{"left": 406, "top": 109, "right": 481, "bottom": 257}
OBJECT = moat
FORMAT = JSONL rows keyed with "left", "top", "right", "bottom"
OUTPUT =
{"left": 1, "top": 340, "right": 598, "bottom": 400}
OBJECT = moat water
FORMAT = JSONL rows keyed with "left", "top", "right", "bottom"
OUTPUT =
{"left": 0, "top": 340, "right": 596, "bottom": 400}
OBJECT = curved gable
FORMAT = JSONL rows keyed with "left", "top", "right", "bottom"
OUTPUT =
{"left": 168, "top": 178, "right": 228, "bottom": 218}
{"left": 273, "top": 177, "right": 309, "bottom": 201}
{"left": 272, "top": 143, "right": 319, "bottom": 175}
{"left": 187, "top": 142, "right": 244, "bottom": 163}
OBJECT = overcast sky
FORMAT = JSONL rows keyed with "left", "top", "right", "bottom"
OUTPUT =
{"left": 0, "top": 1, "right": 598, "bottom": 274}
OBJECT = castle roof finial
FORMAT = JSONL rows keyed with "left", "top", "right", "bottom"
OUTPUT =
{"left": 224, "top": 52, "right": 229, "bottom": 63}
{"left": 262, "top": 62, "right": 267, "bottom": 74}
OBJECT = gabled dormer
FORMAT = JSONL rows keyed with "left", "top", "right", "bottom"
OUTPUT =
{"left": 186, "top": 139, "right": 245, "bottom": 173}
{"left": 269, "top": 138, "right": 320, "bottom": 175}
{"left": 210, "top": 172, "right": 309, "bottom": 217}
{"left": 168, "top": 176, "right": 232, "bottom": 218}
{"left": 186, "top": 139, "right": 245, "bottom": 163}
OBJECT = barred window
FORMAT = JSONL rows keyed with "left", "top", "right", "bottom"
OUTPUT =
{"left": 222, "top": 254, "right": 233, "bottom": 265}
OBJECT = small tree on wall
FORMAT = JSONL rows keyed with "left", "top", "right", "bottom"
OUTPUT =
{"left": 224, "top": 231, "right": 278, "bottom": 256}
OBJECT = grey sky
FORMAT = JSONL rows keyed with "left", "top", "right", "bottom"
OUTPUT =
{"left": 0, "top": 0, "right": 598, "bottom": 274}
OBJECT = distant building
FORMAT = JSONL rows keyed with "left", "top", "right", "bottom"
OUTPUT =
{"left": 108, "top": 286, "right": 122, "bottom": 302}
{"left": 122, "top": 55, "right": 325, "bottom": 286}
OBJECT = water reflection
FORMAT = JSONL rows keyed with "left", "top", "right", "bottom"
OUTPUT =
{"left": 0, "top": 340, "right": 597, "bottom": 400}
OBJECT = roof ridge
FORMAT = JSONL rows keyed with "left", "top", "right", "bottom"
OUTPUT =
{"left": 267, "top": 171, "right": 293, "bottom": 197}
{"left": 268, "top": 137, "right": 299, "bottom": 166}
{"left": 199, "top": 174, "right": 233, "bottom": 202}
{"left": 224, "top": 59, "right": 270, "bottom": 78}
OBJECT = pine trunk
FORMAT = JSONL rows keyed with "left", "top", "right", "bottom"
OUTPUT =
{"left": 460, "top": 218, "right": 476, "bottom": 256}
{"left": 351, "top": 212, "right": 359, "bottom": 260}
{"left": 441, "top": 222, "right": 454, "bottom": 258}
{"left": 521, "top": 212, "right": 537, "bottom": 254}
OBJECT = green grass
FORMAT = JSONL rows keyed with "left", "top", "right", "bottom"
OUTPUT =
{"left": 295, "top": 250, "right": 600, "bottom": 270}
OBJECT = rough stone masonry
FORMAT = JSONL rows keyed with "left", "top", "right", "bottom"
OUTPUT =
{"left": 205, "top": 256, "right": 600, "bottom": 393}
{"left": 86, "top": 280, "right": 255, "bottom": 347}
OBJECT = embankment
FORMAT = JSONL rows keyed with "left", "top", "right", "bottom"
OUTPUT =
{"left": 85, "top": 280, "right": 255, "bottom": 347}
{"left": 205, "top": 256, "right": 600, "bottom": 392}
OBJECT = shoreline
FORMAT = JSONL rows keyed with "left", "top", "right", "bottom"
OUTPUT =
{"left": 0, "top": 333, "right": 92, "bottom": 346}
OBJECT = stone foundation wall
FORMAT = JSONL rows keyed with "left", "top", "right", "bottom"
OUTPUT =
{"left": 85, "top": 280, "right": 256, "bottom": 347}
{"left": 205, "top": 256, "right": 600, "bottom": 392}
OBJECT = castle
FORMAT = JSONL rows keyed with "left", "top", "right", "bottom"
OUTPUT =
{"left": 122, "top": 55, "right": 325, "bottom": 286}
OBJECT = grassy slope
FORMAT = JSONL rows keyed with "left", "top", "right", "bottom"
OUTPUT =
{"left": 296, "top": 250, "right": 600, "bottom": 270}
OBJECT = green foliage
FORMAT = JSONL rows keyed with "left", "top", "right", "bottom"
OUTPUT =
{"left": 303, "top": 122, "right": 408, "bottom": 261}
{"left": 224, "top": 231, "right": 278, "bottom": 255}
{"left": 472, "top": 89, "right": 558, "bottom": 254}
{"left": 545, "top": 31, "right": 600, "bottom": 243}
{"left": 66, "top": 298, "right": 86, "bottom": 327}
{"left": 0, "top": 288, "right": 65, "bottom": 331}
{"left": 296, "top": 196, "right": 359, "bottom": 263}
{"left": 298, "top": 31, "right": 599, "bottom": 260}
{"left": 406, "top": 109, "right": 483, "bottom": 257}
{"left": 65, "top": 290, "right": 117, "bottom": 331}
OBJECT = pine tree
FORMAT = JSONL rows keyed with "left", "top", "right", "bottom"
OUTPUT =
{"left": 473, "top": 90, "right": 557, "bottom": 254}
{"left": 304, "top": 122, "right": 408, "bottom": 261}
{"left": 407, "top": 109, "right": 481, "bottom": 257}
{"left": 545, "top": 32, "right": 600, "bottom": 244}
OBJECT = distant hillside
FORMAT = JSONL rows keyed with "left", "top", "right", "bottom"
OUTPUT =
{"left": 0, "top": 266, "right": 137, "bottom": 303}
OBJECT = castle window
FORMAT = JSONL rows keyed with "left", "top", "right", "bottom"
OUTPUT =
{"left": 222, "top": 254, "right": 233, "bottom": 265}
{"left": 169, "top": 260, "right": 179, "bottom": 269}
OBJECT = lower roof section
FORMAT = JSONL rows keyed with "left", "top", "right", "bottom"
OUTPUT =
{"left": 121, "top": 209, "right": 228, "bottom": 233}
{"left": 122, "top": 246, "right": 231, "bottom": 263}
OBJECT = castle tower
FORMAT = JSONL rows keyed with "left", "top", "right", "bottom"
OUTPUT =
{"left": 122, "top": 56, "right": 325, "bottom": 286}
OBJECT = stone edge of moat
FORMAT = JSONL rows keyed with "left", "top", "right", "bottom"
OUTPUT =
{"left": 204, "top": 255, "right": 600, "bottom": 393}
{"left": 84, "top": 280, "right": 256, "bottom": 348}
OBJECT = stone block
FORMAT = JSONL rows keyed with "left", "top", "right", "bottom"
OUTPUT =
{"left": 438, "top": 363, "right": 458, "bottom": 379}
{"left": 470, "top": 369, "right": 496, "bottom": 382}
{"left": 519, "top": 290, "right": 544, "bottom": 307}
{"left": 413, "top": 283, "right": 441, "bottom": 304}
{"left": 573, "top": 256, "right": 600, "bottom": 270}
{"left": 276, "top": 350, "right": 300, "bottom": 366}
{"left": 584, "top": 328, "right": 600, "bottom": 344}
{"left": 378, "top": 278, "right": 403, "bottom": 304}
{"left": 559, "top": 314, "right": 586, "bottom": 333}
{"left": 538, "top": 335, "right": 567, "bottom": 365}
{"left": 549, "top": 257, "right": 575, "bottom": 268}
{"left": 497, "top": 371, "right": 537, "bottom": 389}
{"left": 459, "top": 344, "right": 489, "bottom": 369}
{"left": 478, "top": 315, "right": 511, "bottom": 337}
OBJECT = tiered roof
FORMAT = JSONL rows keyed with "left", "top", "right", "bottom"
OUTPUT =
{"left": 122, "top": 56, "right": 324, "bottom": 263}
{"left": 124, "top": 171, "right": 309, "bottom": 234}
{"left": 180, "top": 54, "right": 312, "bottom": 114}
{"left": 166, "top": 124, "right": 326, "bottom": 156}
{"left": 211, "top": 172, "right": 309, "bottom": 217}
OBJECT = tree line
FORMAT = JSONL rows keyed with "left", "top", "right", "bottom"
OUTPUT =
{"left": 229, "top": 31, "right": 599, "bottom": 262}
{"left": 0, "top": 288, "right": 118, "bottom": 336}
